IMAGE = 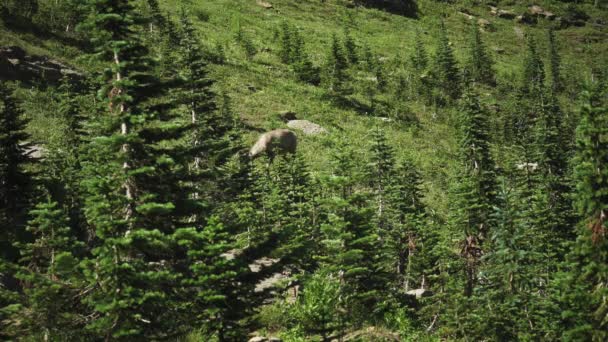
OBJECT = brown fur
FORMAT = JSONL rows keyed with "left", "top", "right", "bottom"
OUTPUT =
{"left": 249, "top": 129, "right": 297, "bottom": 161}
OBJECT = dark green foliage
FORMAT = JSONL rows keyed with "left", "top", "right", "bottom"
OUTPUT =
{"left": 279, "top": 21, "right": 320, "bottom": 85}
{"left": 0, "top": 82, "right": 35, "bottom": 338}
{"left": 9, "top": 200, "right": 85, "bottom": 340}
{"left": 78, "top": 0, "right": 199, "bottom": 338}
{"left": 560, "top": 88, "right": 608, "bottom": 341}
{"left": 325, "top": 33, "right": 352, "bottom": 95}
{"left": 432, "top": 21, "right": 461, "bottom": 101}
{"left": 451, "top": 91, "right": 497, "bottom": 296}
{"left": 465, "top": 25, "right": 494, "bottom": 86}
{"left": 343, "top": 29, "right": 358, "bottom": 65}
{"left": 0, "top": 83, "right": 34, "bottom": 263}
{"left": 521, "top": 36, "right": 545, "bottom": 98}
{"left": 548, "top": 29, "right": 562, "bottom": 93}
{"left": 317, "top": 142, "right": 383, "bottom": 319}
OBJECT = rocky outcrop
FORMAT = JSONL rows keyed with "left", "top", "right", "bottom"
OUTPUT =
{"left": 287, "top": 120, "right": 327, "bottom": 136}
{"left": 256, "top": 0, "right": 272, "bottom": 9}
{"left": 529, "top": 5, "right": 555, "bottom": 20}
{"left": 490, "top": 7, "right": 516, "bottom": 19}
{"left": 0, "top": 46, "right": 84, "bottom": 84}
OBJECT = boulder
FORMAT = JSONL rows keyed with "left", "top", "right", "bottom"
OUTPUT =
{"left": 529, "top": 5, "right": 555, "bottom": 20}
{"left": 529, "top": 5, "right": 544, "bottom": 16}
{"left": 477, "top": 18, "right": 492, "bottom": 29}
{"left": 256, "top": 0, "right": 272, "bottom": 9}
{"left": 459, "top": 11, "right": 475, "bottom": 20}
{"left": 248, "top": 337, "right": 267, "bottom": 342}
{"left": 0, "top": 46, "right": 84, "bottom": 84}
{"left": 287, "top": 120, "right": 327, "bottom": 136}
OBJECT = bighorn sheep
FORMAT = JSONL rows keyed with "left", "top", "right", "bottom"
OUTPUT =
{"left": 249, "top": 129, "right": 297, "bottom": 162}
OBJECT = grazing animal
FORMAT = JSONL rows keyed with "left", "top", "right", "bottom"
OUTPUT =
{"left": 249, "top": 129, "right": 297, "bottom": 162}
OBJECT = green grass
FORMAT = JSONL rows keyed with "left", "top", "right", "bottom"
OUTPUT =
{"left": 3, "top": 0, "right": 607, "bottom": 226}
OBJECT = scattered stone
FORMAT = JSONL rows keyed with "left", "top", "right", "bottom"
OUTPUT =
{"left": 248, "top": 337, "right": 267, "bottom": 342}
{"left": 256, "top": 0, "right": 272, "bottom": 9}
{"left": 493, "top": 46, "right": 506, "bottom": 54}
{"left": 375, "top": 117, "right": 393, "bottom": 123}
{"left": 287, "top": 120, "right": 327, "bottom": 136}
{"left": 528, "top": 5, "right": 555, "bottom": 20}
{"left": 477, "top": 18, "right": 491, "bottom": 29}
{"left": 278, "top": 110, "right": 297, "bottom": 122}
{"left": 529, "top": 5, "right": 544, "bottom": 16}
{"left": 459, "top": 11, "right": 475, "bottom": 20}
{"left": 0, "top": 46, "right": 83, "bottom": 84}
{"left": 268, "top": 337, "right": 282, "bottom": 342}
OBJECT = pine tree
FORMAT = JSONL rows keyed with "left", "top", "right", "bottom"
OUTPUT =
{"left": 561, "top": 88, "right": 608, "bottom": 341}
{"left": 521, "top": 36, "right": 545, "bottom": 98}
{"left": 0, "top": 83, "right": 34, "bottom": 264}
{"left": 452, "top": 91, "right": 497, "bottom": 296}
{"left": 78, "top": 1, "right": 200, "bottom": 338}
{"left": 386, "top": 158, "right": 434, "bottom": 292}
{"left": 317, "top": 142, "right": 383, "bottom": 319}
{"left": 465, "top": 25, "right": 494, "bottom": 86}
{"left": 290, "top": 27, "right": 320, "bottom": 85}
{"left": 343, "top": 28, "right": 358, "bottom": 65}
{"left": 325, "top": 33, "right": 351, "bottom": 96}
{"left": 279, "top": 21, "right": 293, "bottom": 64}
{"left": 0, "top": 82, "right": 34, "bottom": 339}
{"left": 11, "top": 199, "right": 85, "bottom": 341}
{"left": 411, "top": 30, "right": 428, "bottom": 73}
{"left": 367, "top": 126, "right": 396, "bottom": 231}
{"left": 547, "top": 29, "right": 562, "bottom": 93}
{"left": 433, "top": 21, "right": 461, "bottom": 101}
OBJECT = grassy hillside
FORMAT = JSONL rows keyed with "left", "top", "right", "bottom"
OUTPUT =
{"left": 3, "top": 1, "right": 606, "bottom": 220}
{"left": 1, "top": 0, "right": 607, "bottom": 339}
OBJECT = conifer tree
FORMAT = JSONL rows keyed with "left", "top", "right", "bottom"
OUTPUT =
{"left": 433, "top": 21, "right": 461, "bottom": 101}
{"left": 0, "top": 83, "right": 33, "bottom": 264}
{"left": 547, "top": 29, "right": 562, "bottom": 93}
{"left": 78, "top": 1, "right": 201, "bottom": 338}
{"left": 279, "top": 21, "right": 293, "bottom": 64}
{"left": 411, "top": 30, "right": 428, "bottom": 73}
{"left": 465, "top": 25, "right": 494, "bottom": 86}
{"left": 386, "top": 158, "right": 433, "bottom": 292}
{"left": 343, "top": 29, "right": 358, "bottom": 65}
{"left": 11, "top": 199, "right": 85, "bottom": 341}
{"left": 0, "top": 82, "right": 34, "bottom": 338}
{"left": 317, "top": 142, "right": 383, "bottom": 318}
{"left": 452, "top": 91, "right": 497, "bottom": 296}
{"left": 521, "top": 36, "right": 545, "bottom": 98}
{"left": 561, "top": 89, "right": 608, "bottom": 341}
{"left": 325, "top": 33, "right": 351, "bottom": 95}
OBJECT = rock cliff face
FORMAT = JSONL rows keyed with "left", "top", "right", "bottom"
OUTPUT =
{"left": 0, "top": 46, "right": 83, "bottom": 84}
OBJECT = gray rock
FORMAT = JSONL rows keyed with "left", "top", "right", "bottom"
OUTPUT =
{"left": 248, "top": 337, "right": 267, "bottom": 342}
{"left": 0, "top": 46, "right": 84, "bottom": 84}
{"left": 256, "top": 0, "right": 272, "bottom": 9}
{"left": 287, "top": 120, "right": 327, "bottom": 136}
